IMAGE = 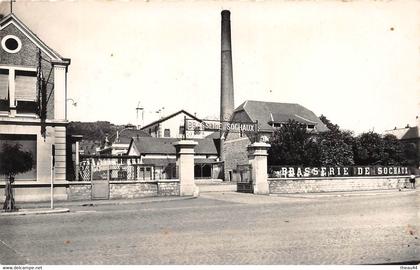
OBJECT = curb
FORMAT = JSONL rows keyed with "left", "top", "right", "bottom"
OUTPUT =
{"left": 82, "top": 196, "right": 196, "bottom": 207}
{"left": 0, "top": 208, "right": 70, "bottom": 216}
{"left": 15, "top": 196, "right": 196, "bottom": 209}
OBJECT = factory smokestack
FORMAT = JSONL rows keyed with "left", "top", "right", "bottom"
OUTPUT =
{"left": 220, "top": 10, "right": 234, "bottom": 123}
{"left": 220, "top": 10, "right": 234, "bottom": 167}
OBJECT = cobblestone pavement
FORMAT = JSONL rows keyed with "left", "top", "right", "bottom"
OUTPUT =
{"left": 0, "top": 190, "right": 418, "bottom": 265}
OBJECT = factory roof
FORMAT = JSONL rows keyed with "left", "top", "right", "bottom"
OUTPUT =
{"left": 234, "top": 100, "right": 329, "bottom": 132}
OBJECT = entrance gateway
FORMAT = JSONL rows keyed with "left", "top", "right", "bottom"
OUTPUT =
{"left": 184, "top": 118, "right": 261, "bottom": 183}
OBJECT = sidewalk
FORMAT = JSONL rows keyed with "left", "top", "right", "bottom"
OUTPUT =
{"left": 0, "top": 207, "right": 70, "bottom": 216}
{"left": 270, "top": 188, "right": 417, "bottom": 198}
{"left": 0, "top": 196, "right": 195, "bottom": 216}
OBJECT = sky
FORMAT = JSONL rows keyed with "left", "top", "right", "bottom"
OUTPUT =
{"left": 1, "top": 0, "right": 419, "bottom": 134}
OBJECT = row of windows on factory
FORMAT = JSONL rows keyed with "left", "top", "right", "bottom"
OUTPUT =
{"left": 148, "top": 126, "right": 201, "bottom": 138}
{"left": 272, "top": 122, "right": 315, "bottom": 130}
{"left": 0, "top": 67, "right": 38, "bottom": 115}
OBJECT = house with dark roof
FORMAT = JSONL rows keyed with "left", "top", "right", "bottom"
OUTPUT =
{"left": 232, "top": 100, "right": 328, "bottom": 134}
{"left": 127, "top": 137, "right": 222, "bottom": 179}
{"left": 98, "top": 124, "right": 151, "bottom": 156}
{"left": 140, "top": 109, "right": 214, "bottom": 139}
{"left": 223, "top": 100, "right": 328, "bottom": 181}
{"left": 385, "top": 121, "right": 420, "bottom": 166}
{"left": 0, "top": 13, "right": 74, "bottom": 201}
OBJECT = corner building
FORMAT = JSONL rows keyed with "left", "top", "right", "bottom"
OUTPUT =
{"left": 0, "top": 13, "right": 71, "bottom": 202}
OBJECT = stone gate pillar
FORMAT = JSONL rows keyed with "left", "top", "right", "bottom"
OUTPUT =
{"left": 174, "top": 140, "right": 198, "bottom": 196}
{"left": 248, "top": 142, "right": 270, "bottom": 195}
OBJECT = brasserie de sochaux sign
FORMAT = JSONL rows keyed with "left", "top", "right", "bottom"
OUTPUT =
{"left": 270, "top": 166, "right": 410, "bottom": 178}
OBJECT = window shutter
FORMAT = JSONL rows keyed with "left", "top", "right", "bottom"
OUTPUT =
{"left": 0, "top": 73, "right": 8, "bottom": 100}
{"left": 15, "top": 72, "right": 37, "bottom": 101}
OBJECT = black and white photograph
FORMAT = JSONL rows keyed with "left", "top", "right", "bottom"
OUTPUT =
{"left": 0, "top": 0, "right": 418, "bottom": 267}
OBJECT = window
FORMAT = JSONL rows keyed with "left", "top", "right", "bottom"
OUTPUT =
{"left": 0, "top": 134, "right": 37, "bottom": 181}
{"left": 1, "top": 35, "right": 22, "bottom": 54}
{"left": 307, "top": 125, "right": 315, "bottom": 130}
{"left": 164, "top": 129, "right": 170, "bottom": 137}
{"left": 179, "top": 126, "right": 185, "bottom": 136}
{"left": 0, "top": 67, "right": 38, "bottom": 115}
{"left": 15, "top": 70, "right": 37, "bottom": 101}
{"left": 194, "top": 164, "right": 212, "bottom": 179}
{"left": 0, "top": 69, "right": 9, "bottom": 112}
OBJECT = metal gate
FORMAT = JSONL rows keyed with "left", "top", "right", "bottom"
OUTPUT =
{"left": 91, "top": 164, "right": 110, "bottom": 200}
{"left": 235, "top": 164, "right": 253, "bottom": 193}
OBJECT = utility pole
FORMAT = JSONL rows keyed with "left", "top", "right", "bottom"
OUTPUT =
{"left": 51, "top": 145, "right": 55, "bottom": 209}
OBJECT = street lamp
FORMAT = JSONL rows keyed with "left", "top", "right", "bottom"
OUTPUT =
{"left": 66, "top": 98, "right": 77, "bottom": 107}
{"left": 66, "top": 98, "right": 77, "bottom": 120}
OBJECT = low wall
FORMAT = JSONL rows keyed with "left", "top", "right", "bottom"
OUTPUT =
{"left": 268, "top": 176, "right": 412, "bottom": 194}
{"left": 67, "top": 182, "right": 92, "bottom": 201}
{"left": 67, "top": 179, "right": 180, "bottom": 201}
{"left": 0, "top": 180, "right": 180, "bottom": 203}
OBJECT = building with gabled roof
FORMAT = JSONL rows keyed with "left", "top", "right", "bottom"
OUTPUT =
{"left": 140, "top": 109, "right": 214, "bottom": 139}
{"left": 384, "top": 116, "right": 420, "bottom": 166}
{"left": 233, "top": 100, "right": 329, "bottom": 134}
{"left": 0, "top": 13, "right": 73, "bottom": 201}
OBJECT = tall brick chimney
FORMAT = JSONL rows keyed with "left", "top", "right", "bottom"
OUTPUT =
{"left": 220, "top": 10, "right": 234, "bottom": 165}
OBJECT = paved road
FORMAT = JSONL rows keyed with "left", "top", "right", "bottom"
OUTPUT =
{"left": 0, "top": 190, "right": 418, "bottom": 265}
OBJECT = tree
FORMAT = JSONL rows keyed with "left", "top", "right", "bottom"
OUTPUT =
{"left": 317, "top": 130, "right": 355, "bottom": 166}
{"left": 353, "top": 132, "right": 418, "bottom": 166}
{"left": 0, "top": 143, "right": 33, "bottom": 212}
{"left": 319, "top": 114, "right": 340, "bottom": 133}
{"left": 401, "top": 142, "right": 418, "bottom": 166}
{"left": 382, "top": 134, "right": 405, "bottom": 165}
{"left": 268, "top": 120, "right": 311, "bottom": 165}
{"left": 353, "top": 132, "right": 384, "bottom": 165}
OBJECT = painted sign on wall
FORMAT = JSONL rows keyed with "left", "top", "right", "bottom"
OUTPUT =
{"left": 268, "top": 166, "right": 410, "bottom": 178}
{"left": 185, "top": 119, "right": 257, "bottom": 133}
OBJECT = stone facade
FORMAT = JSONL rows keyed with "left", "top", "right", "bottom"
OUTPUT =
{"left": 268, "top": 176, "right": 411, "bottom": 194}
{"left": 67, "top": 183, "right": 91, "bottom": 201}
{"left": 110, "top": 182, "right": 158, "bottom": 199}
{"left": 158, "top": 181, "right": 180, "bottom": 196}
